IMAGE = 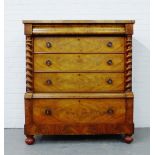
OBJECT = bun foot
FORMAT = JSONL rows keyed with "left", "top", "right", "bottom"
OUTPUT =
{"left": 124, "top": 135, "right": 133, "bottom": 144}
{"left": 25, "top": 135, "right": 35, "bottom": 145}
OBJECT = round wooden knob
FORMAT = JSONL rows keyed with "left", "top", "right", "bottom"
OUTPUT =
{"left": 46, "top": 79, "right": 52, "bottom": 85}
{"left": 107, "top": 109, "right": 114, "bottom": 114}
{"left": 45, "top": 109, "right": 52, "bottom": 115}
{"left": 107, "top": 41, "right": 113, "bottom": 47}
{"left": 107, "top": 60, "right": 113, "bottom": 65}
{"left": 107, "top": 79, "right": 113, "bottom": 84}
{"left": 46, "top": 42, "right": 52, "bottom": 48}
{"left": 46, "top": 60, "right": 52, "bottom": 66}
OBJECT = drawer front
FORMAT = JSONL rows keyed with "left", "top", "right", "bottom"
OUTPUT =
{"left": 34, "top": 54, "right": 124, "bottom": 72}
{"left": 34, "top": 73, "right": 124, "bottom": 92}
{"left": 34, "top": 37, "right": 125, "bottom": 53}
{"left": 33, "top": 99, "right": 126, "bottom": 124}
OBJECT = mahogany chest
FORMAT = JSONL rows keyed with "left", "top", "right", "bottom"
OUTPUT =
{"left": 23, "top": 20, "right": 135, "bottom": 144}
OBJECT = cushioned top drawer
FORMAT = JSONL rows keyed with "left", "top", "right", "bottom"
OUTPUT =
{"left": 34, "top": 73, "right": 124, "bottom": 93}
{"left": 34, "top": 36, "right": 125, "bottom": 53}
{"left": 34, "top": 54, "right": 124, "bottom": 72}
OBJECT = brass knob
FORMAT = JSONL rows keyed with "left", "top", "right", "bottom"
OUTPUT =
{"left": 46, "top": 79, "right": 52, "bottom": 85}
{"left": 45, "top": 109, "right": 52, "bottom": 115}
{"left": 107, "top": 109, "right": 114, "bottom": 115}
{"left": 46, "top": 60, "right": 52, "bottom": 66}
{"left": 107, "top": 60, "right": 113, "bottom": 65}
{"left": 107, "top": 79, "right": 113, "bottom": 84}
{"left": 107, "top": 41, "right": 113, "bottom": 47}
{"left": 46, "top": 42, "right": 52, "bottom": 48}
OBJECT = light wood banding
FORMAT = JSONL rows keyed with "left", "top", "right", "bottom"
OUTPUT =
{"left": 25, "top": 92, "right": 134, "bottom": 99}
{"left": 23, "top": 20, "right": 135, "bottom": 24}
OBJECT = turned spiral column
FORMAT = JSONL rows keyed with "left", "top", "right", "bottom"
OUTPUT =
{"left": 125, "top": 35, "right": 132, "bottom": 92}
{"left": 26, "top": 36, "right": 33, "bottom": 92}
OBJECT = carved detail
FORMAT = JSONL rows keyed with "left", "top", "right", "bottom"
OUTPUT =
{"left": 125, "top": 35, "right": 132, "bottom": 92}
{"left": 26, "top": 36, "right": 33, "bottom": 92}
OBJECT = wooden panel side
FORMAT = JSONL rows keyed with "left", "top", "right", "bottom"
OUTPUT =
{"left": 24, "top": 99, "right": 33, "bottom": 135}
{"left": 125, "top": 24, "right": 134, "bottom": 34}
{"left": 24, "top": 24, "right": 32, "bottom": 35}
{"left": 125, "top": 98, "right": 134, "bottom": 124}
{"left": 25, "top": 99, "right": 33, "bottom": 125}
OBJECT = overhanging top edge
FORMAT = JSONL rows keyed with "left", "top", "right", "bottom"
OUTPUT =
{"left": 23, "top": 20, "right": 135, "bottom": 24}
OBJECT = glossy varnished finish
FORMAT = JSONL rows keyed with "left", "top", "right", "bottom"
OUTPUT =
{"left": 34, "top": 37, "right": 125, "bottom": 53}
{"left": 34, "top": 73, "right": 124, "bottom": 92}
{"left": 24, "top": 20, "right": 135, "bottom": 144}
{"left": 23, "top": 20, "right": 135, "bottom": 24}
{"left": 34, "top": 54, "right": 124, "bottom": 72}
{"left": 33, "top": 24, "right": 126, "bottom": 35}
{"left": 33, "top": 99, "right": 126, "bottom": 124}
{"left": 25, "top": 92, "right": 134, "bottom": 99}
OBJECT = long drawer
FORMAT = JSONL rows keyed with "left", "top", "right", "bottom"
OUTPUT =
{"left": 33, "top": 99, "right": 126, "bottom": 124}
{"left": 34, "top": 54, "right": 124, "bottom": 72}
{"left": 34, "top": 36, "right": 125, "bottom": 53}
{"left": 34, "top": 73, "right": 124, "bottom": 92}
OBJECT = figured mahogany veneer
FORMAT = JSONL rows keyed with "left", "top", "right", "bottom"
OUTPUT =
{"left": 33, "top": 99, "right": 126, "bottom": 124}
{"left": 34, "top": 54, "right": 125, "bottom": 72}
{"left": 34, "top": 37, "right": 125, "bottom": 53}
{"left": 34, "top": 73, "right": 125, "bottom": 93}
{"left": 23, "top": 20, "right": 135, "bottom": 144}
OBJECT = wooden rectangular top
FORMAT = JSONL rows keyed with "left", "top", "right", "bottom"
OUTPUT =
{"left": 23, "top": 20, "right": 135, "bottom": 24}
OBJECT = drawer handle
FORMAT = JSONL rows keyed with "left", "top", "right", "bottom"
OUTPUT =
{"left": 107, "top": 109, "right": 114, "bottom": 115}
{"left": 46, "top": 79, "right": 52, "bottom": 85}
{"left": 46, "top": 42, "right": 52, "bottom": 48}
{"left": 46, "top": 60, "right": 52, "bottom": 66}
{"left": 107, "top": 41, "right": 113, "bottom": 47}
{"left": 45, "top": 109, "right": 52, "bottom": 115}
{"left": 107, "top": 79, "right": 113, "bottom": 84}
{"left": 107, "top": 60, "right": 113, "bottom": 65}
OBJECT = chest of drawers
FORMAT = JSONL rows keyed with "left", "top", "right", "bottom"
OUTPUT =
{"left": 23, "top": 20, "right": 135, "bottom": 144}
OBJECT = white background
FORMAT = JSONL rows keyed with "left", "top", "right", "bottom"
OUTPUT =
{"left": 4, "top": 0, "right": 150, "bottom": 128}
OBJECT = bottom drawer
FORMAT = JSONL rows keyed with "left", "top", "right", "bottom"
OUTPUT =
{"left": 33, "top": 99, "right": 126, "bottom": 124}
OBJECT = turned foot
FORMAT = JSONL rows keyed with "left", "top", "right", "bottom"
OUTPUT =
{"left": 25, "top": 135, "right": 35, "bottom": 145}
{"left": 123, "top": 135, "right": 133, "bottom": 144}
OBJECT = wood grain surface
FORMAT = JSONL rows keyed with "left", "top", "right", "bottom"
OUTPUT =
{"left": 34, "top": 73, "right": 124, "bottom": 92}
{"left": 23, "top": 20, "right": 135, "bottom": 24}
{"left": 25, "top": 92, "right": 134, "bottom": 99}
{"left": 34, "top": 36, "right": 125, "bottom": 53}
{"left": 34, "top": 54, "right": 124, "bottom": 72}
{"left": 24, "top": 21, "right": 134, "bottom": 141}
{"left": 33, "top": 99, "right": 126, "bottom": 124}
